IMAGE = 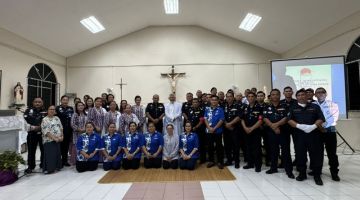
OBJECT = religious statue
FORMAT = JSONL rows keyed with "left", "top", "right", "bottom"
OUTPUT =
{"left": 161, "top": 65, "right": 185, "bottom": 94}
{"left": 14, "top": 82, "right": 24, "bottom": 104}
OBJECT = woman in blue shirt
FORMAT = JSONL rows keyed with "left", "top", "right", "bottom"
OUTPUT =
{"left": 179, "top": 121, "right": 199, "bottom": 170}
{"left": 101, "top": 123, "right": 122, "bottom": 171}
{"left": 76, "top": 122, "right": 101, "bottom": 173}
{"left": 142, "top": 122, "right": 164, "bottom": 168}
{"left": 121, "top": 122, "right": 142, "bottom": 170}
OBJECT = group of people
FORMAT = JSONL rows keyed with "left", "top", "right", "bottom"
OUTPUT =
{"left": 23, "top": 85, "right": 340, "bottom": 186}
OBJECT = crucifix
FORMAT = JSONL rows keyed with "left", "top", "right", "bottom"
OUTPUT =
{"left": 116, "top": 78, "right": 127, "bottom": 100}
{"left": 161, "top": 65, "right": 186, "bottom": 94}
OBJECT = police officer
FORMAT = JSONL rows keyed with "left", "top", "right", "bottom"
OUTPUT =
{"left": 182, "top": 92, "right": 193, "bottom": 122}
{"left": 314, "top": 87, "right": 340, "bottom": 181}
{"left": 241, "top": 91, "right": 263, "bottom": 172}
{"left": 56, "top": 95, "right": 74, "bottom": 166}
{"left": 146, "top": 94, "right": 165, "bottom": 133}
{"left": 24, "top": 97, "right": 46, "bottom": 173}
{"left": 263, "top": 89, "right": 294, "bottom": 179}
{"left": 306, "top": 88, "right": 316, "bottom": 103}
{"left": 187, "top": 98, "right": 206, "bottom": 163}
{"left": 257, "top": 91, "right": 271, "bottom": 166}
{"left": 288, "top": 88, "right": 325, "bottom": 185}
{"left": 223, "top": 91, "right": 242, "bottom": 168}
{"left": 218, "top": 91, "right": 226, "bottom": 108}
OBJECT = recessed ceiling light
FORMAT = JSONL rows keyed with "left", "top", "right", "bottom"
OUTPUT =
{"left": 80, "top": 16, "right": 105, "bottom": 34}
{"left": 164, "top": 0, "right": 179, "bottom": 14}
{"left": 239, "top": 13, "right": 262, "bottom": 32}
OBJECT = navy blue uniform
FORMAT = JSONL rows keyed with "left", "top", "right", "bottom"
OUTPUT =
{"left": 24, "top": 107, "right": 46, "bottom": 170}
{"left": 101, "top": 133, "right": 122, "bottom": 170}
{"left": 263, "top": 103, "right": 293, "bottom": 174}
{"left": 280, "top": 98, "right": 297, "bottom": 165}
{"left": 288, "top": 103, "right": 325, "bottom": 177}
{"left": 242, "top": 103, "right": 263, "bottom": 170}
{"left": 146, "top": 103, "right": 165, "bottom": 133}
{"left": 179, "top": 132, "right": 199, "bottom": 170}
{"left": 121, "top": 132, "right": 143, "bottom": 169}
{"left": 55, "top": 105, "right": 74, "bottom": 165}
{"left": 182, "top": 102, "right": 192, "bottom": 120}
{"left": 142, "top": 132, "right": 164, "bottom": 168}
{"left": 223, "top": 102, "right": 243, "bottom": 166}
{"left": 76, "top": 132, "right": 102, "bottom": 172}
{"left": 187, "top": 106, "right": 206, "bottom": 163}
{"left": 257, "top": 102, "right": 271, "bottom": 165}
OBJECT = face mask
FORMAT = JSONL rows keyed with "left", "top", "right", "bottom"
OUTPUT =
{"left": 298, "top": 103, "right": 306, "bottom": 107}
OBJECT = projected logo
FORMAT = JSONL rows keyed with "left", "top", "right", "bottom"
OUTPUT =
{"left": 300, "top": 68, "right": 312, "bottom": 76}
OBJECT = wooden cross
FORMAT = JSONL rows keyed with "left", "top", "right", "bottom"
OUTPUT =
{"left": 161, "top": 65, "right": 186, "bottom": 94}
{"left": 116, "top": 78, "right": 127, "bottom": 100}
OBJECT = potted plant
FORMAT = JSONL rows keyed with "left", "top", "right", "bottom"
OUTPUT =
{"left": 0, "top": 151, "right": 25, "bottom": 186}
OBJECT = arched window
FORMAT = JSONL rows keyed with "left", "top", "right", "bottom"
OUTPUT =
{"left": 346, "top": 36, "right": 360, "bottom": 110}
{"left": 27, "top": 63, "right": 59, "bottom": 109}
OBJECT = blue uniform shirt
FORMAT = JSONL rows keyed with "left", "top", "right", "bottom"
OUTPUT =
{"left": 76, "top": 132, "right": 101, "bottom": 161}
{"left": 101, "top": 133, "right": 122, "bottom": 162}
{"left": 288, "top": 103, "right": 325, "bottom": 125}
{"left": 263, "top": 103, "right": 289, "bottom": 123}
{"left": 121, "top": 132, "right": 143, "bottom": 159}
{"left": 179, "top": 132, "right": 199, "bottom": 159}
{"left": 142, "top": 132, "right": 164, "bottom": 158}
{"left": 242, "top": 103, "right": 263, "bottom": 127}
{"left": 204, "top": 106, "right": 225, "bottom": 134}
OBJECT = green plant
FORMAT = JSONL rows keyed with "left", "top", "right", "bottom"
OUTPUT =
{"left": 0, "top": 151, "right": 25, "bottom": 172}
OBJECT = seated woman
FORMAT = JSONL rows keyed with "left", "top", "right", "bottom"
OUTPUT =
{"left": 101, "top": 123, "right": 122, "bottom": 171}
{"left": 142, "top": 122, "right": 163, "bottom": 168}
{"left": 162, "top": 124, "right": 179, "bottom": 169}
{"left": 41, "top": 105, "right": 63, "bottom": 174}
{"left": 179, "top": 122, "right": 199, "bottom": 170}
{"left": 121, "top": 122, "right": 142, "bottom": 170}
{"left": 76, "top": 122, "right": 102, "bottom": 173}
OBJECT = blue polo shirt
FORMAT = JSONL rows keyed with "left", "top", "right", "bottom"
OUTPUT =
{"left": 179, "top": 132, "right": 199, "bottom": 159}
{"left": 121, "top": 132, "right": 143, "bottom": 159}
{"left": 76, "top": 132, "right": 101, "bottom": 162}
{"left": 142, "top": 132, "right": 164, "bottom": 158}
{"left": 101, "top": 133, "right": 122, "bottom": 162}
{"left": 204, "top": 106, "right": 225, "bottom": 134}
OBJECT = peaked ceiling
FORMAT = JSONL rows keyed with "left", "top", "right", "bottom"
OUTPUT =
{"left": 0, "top": 0, "right": 359, "bottom": 57}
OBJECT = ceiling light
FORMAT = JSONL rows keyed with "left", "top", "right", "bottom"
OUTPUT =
{"left": 164, "top": 0, "right": 179, "bottom": 14}
{"left": 239, "top": 13, "right": 262, "bottom": 32}
{"left": 80, "top": 16, "right": 105, "bottom": 34}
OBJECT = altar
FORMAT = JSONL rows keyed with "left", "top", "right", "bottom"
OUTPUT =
{"left": 0, "top": 110, "right": 28, "bottom": 153}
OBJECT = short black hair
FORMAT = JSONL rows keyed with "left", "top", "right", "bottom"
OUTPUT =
{"left": 211, "top": 95, "right": 219, "bottom": 100}
{"left": 134, "top": 95, "right": 141, "bottom": 101}
{"left": 270, "top": 89, "right": 281, "bottom": 95}
{"left": 210, "top": 87, "right": 217, "bottom": 92}
{"left": 257, "top": 91, "right": 266, "bottom": 96}
{"left": 247, "top": 91, "right": 256, "bottom": 97}
{"left": 60, "top": 95, "right": 69, "bottom": 100}
{"left": 226, "top": 91, "right": 234, "bottom": 97}
{"left": 306, "top": 88, "right": 314, "bottom": 93}
{"left": 296, "top": 88, "right": 307, "bottom": 96}
{"left": 192, "top": 98, "right": 199, "bottom": 102}
{"left": 315, "top": 87, "right": 327, "bottom": 93}
{"left": 283, "top": 86, "right": 293, "bottom": 91}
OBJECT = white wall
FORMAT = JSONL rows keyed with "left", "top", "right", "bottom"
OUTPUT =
{"left": 67, "top": 26, "right": 279, "bottom": 103}
{"left": 0, "top": 28, "right": 66, "bottom": 109}
{"left": 282, "top": 11, "right": 360, "bottom": 150}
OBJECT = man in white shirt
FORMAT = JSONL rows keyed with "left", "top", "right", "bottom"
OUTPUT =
{"left": 164, "top": 93, "right": 183, "bottom": 135}
{"left": 314, "top": 87, "right": 340, "bottom": 181}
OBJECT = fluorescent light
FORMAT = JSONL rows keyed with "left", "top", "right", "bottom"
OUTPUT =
{"left": 164, "top": 0, "right": 179, "bottom": 14}
{"left": 239, "top": 13, "right": 262, "bottom": 32}
{"left": 80, "top": 16, "right": 105, "bottom": 34}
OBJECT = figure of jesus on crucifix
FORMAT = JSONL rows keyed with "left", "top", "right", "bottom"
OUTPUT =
{"left": 161, "top": 65, "right": 186, "bottom": 94}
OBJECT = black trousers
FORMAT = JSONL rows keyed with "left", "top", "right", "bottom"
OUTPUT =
{"left": 245, "top": 129, "right": 262, "bottom": 168}
{"left": 267, "top": 128, "right": 292, "bottom": 174}
{"left": 76, "top": 161, "right": 98, "bottom": 173}
{"left": 224, "top": 127, "right": 241, "bottom": 165}
{"left": 179, "top": 158, "right": 197, "bottom": 170}
{"left": 122, "top": 158, "right": 140, "bottom": 170}
{"left": 60, "top": 127, "right": 72, "bottom": 165}
{"left": 103, "top": 161, "right": 121, "bottom": 171}
{"left": 196, "top": 128, "right": 207, "bottom": 162}
{"left": 322, "top": 128, "right": 339, "bottom": 174}
{"left": 163, "top": 159, "right": 179, "bottom": 169}
{"left": 27, "top": 132, "right": 44, "bottom": 169}
{"left": 43, "top": 141, "right": 62, "bottom": 173}
{"left": 294, "top": 131, "right": 324, "bottom": 176}
{"left": 207, "top": 133, "right": 224, "bottom": 164}
{"left": 260, "top": 127, "right": 271, "bottom": 164}
{"left": 144, "top": 157, "right": 162, "bottom": 168}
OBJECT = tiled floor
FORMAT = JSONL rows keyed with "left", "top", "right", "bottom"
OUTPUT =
{"left": 1, "top": 148, "right": 360, "bottom": 200}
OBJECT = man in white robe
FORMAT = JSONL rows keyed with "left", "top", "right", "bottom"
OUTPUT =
{"left": 164, "top": 93, "right": 183, "bottom": 135}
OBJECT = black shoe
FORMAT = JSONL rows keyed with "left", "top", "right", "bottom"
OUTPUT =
{"left": 207, "top": 162, "right": 215, "bottom": 168}
{"left": 255, "top": 167, "right": 261, "bottom": 172}
{"left": 199, "top": 160, "right": 206, "bottom": 164}
{"left": 296, "top": 174, "right": 307, "bottom": 181}
{"left": 25, "top": 168, "right": 33, "bottom": 174}
{"left": 243, "top": 165, "right": 254, "bottom": 169}
{"left": 308, "top": 171, "right": 314, "bottom": 176}
{"left": 63, "top": 162, "right": 71, "bottom": 167}
{"left": 266, "top": 169, "right": 278, "bottom": 174}
{"left": 225, "top": 161, "right": 233, "bottom": 166}
{"left": 314, "top": 176, "right": 323, "bottom": 186}
{"left": 235, "top": 163, "right": 240, "bottom": 169}
{"left": 287, "top": 173, "right": 295, "bottom": 179}
{"left": 331, "top": 174, "right": 340, "bottom": 182}
{"left": 218, "top": 163, "right": 224, "bottom": 169}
